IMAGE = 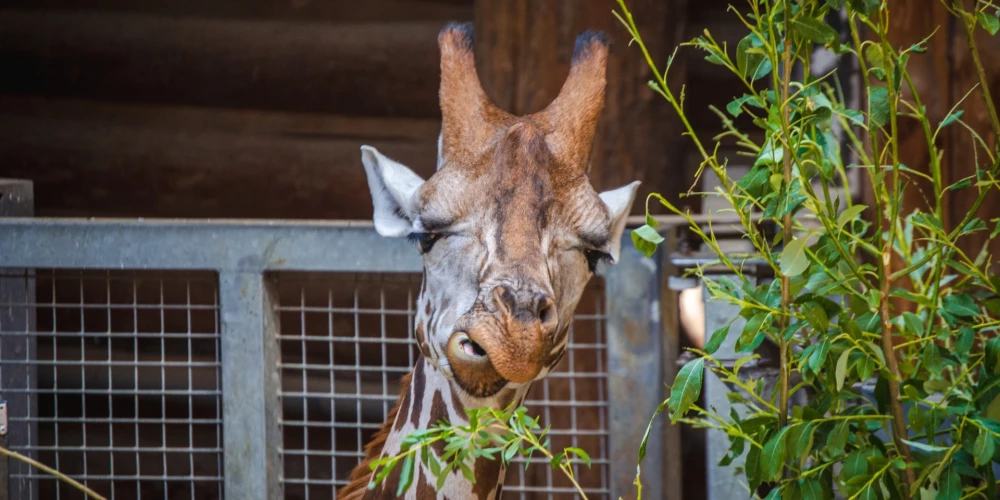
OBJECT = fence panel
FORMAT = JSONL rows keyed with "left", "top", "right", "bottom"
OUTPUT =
{"left": 0, "top": 216, "right": 665, "bottom": 500}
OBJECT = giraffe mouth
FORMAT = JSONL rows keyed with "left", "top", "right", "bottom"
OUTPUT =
{"left": 460, "top": 338, "right": 488, "bottom": 357}
{"left": 449, "top": 332, "right": 489, "bottom": 361}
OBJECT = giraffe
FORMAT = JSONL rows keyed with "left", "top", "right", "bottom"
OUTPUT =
{"left": 338, "top": 22, "right": 640, "bottom": 499}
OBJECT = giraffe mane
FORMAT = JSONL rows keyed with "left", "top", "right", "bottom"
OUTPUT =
{"left": 337, "top": 371, "right": 413, "bottom": 499}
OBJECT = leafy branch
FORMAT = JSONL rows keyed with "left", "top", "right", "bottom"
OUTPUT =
{"left": 367, "top": 406, "right": 592, "bottom": 498}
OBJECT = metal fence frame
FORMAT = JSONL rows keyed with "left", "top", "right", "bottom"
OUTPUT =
{"left": 0, "top": 181, "right": 670, "bottom": 499}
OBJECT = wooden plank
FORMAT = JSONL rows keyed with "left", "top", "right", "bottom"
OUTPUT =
{"left": 945, "top": 24, "right": 1000, "bottom": 272}
{"left": 0, "top": 0, "right": 472, "bottom": 24}
{"left": 0, "top": 10, "right": 444, "bottom": 118}
{"left": 0, "top": 98, "right": 440, "bottom": 219}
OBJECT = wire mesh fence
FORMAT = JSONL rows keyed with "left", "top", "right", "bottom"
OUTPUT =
{"left": 0, "top": 219, "right": 663, "bottom": 500}
{"left": 0, "top": 269, "right": 223, "bottom": 500}
{"left": 274, "top": 272, "right": 610, "bottom": 500}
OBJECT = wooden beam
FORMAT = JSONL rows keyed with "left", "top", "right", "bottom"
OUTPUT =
{"left": 0, "top": 10, "right": 444, "bottom": 118}
{"left": 2, "top": 0, "right": 472, "bottom": 24}
{"left": 0, "top": 97, "right": 440, "bottom": 218}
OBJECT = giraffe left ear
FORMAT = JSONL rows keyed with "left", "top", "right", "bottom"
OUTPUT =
{"left": 599, "top": 181, "right": 641, "bottom": 262}
{"left": 360, "top": 145, "right": 425, "bottom": 238}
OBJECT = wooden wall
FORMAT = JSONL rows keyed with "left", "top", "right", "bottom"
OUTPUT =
{"left": 0, "top": 0, "right": 726, "bottom": 220}
{"left": 0, "top": 0, "right": 467, "bottom": 218}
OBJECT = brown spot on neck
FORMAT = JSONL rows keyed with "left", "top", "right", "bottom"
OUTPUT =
{"left": 336, "top": 371, "right": 413, "bottom": 499}
{"left": 410, "top": 359, "right": 426, "bottom": 428}
{"left": 429, "top": 389, "right": 449, "bottom": 457}
{"left": 472, "top": 456, "right": 504, "bottom": 500}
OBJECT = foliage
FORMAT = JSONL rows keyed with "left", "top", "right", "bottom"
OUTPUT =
{"left": 373, "top": 0, "right": 1000, "bottom": 498}
{"left": 367, "top": 405, "right": 592, "bottom": 498}
{"left": 617, "top": 0, "right": 1000, "bottom": 498}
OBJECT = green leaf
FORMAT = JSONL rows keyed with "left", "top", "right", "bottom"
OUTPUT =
{"left": 631, "top": 225, "right": 664, "bottom": 257}
{"left": 790, "top": 422, "right": 817, "bottom": 465}
{"left": 737, "top": 165, "right": 772, "bottom": 197}
{"left": 755, "top": 137, "right": 786, "bottom": 167}
{"left": 397, "top": 454, "right": 415, "bottom": 496}
{"left": 800, "top": 477, "right": 825, "bottom": 500}
{"left": 956, "top": 326, "right": 975, "bottom": 356}
{"left": 704, "top": 323, "right": 731, "bottom": 355}
{"left": 987, "top": 338, "right": 1000, "bottom": 374}
{"left": 761, "top": 426, "right": 791, "bottom": 481}
{"left": 974, "top": 429, "right": 995, "bottom": 467}
{"left": 668, "top": 358, "right": 704, "bottom": 422}
{"left": 902, "top": 439, "right": 951, "bottom": 454}
{"left": 869, "top": 86, "right": 890, "bottom": 128}
{"left": 807, "top": 339, "right": 832, "bottom": 375}
{"left": 978, "top": 11, "right": 1000, "bottom": 36}
{"left": 838, "top": 108, "right": 866, "bottom": 126}
{"left": 923, "top": 341, "right": 944, "bottom": 374}
{"left": 837, "top": 204, "right": 867, "bottom": 228}
{"left": 938, "top": 465, "right": 961, "bottom": 500}
{"left": 901, "top": 311, "right": 925, "bottom": 337}
{"left": 566, "top": 447, "right": 592, "bottom": 468}
{"left": 727, "top": 94, "right": 763, "bottom": 117}
{"left": 792, "top": 16, "right": 838, "bottom": 44}
{"left": 736, "top": 33, "right": 773, "bottom": 81}
{"left": 746, "top": 439, "right": 763, "bottom": 492}
{"left": 987, "top": 393, "right": 1000, "bottom": 421}
{"left": 737, "top": 312, "right": 770, "bottom": 353}
{"left": 948, "top": 178, "right": 972, "bottom": 191}
{"left": 836, "top": 348, "right": 853, "bottom": 392}
{"left": 943, "top": 294, "right": 979, "bottom": 318}
{"left": 843, "top": 447, "right": 876, "bottom": 478}
{"left": 781, "top": 237, "right": 810, "bottom": 277}
{"left": 939, "top": 110, "right": 964, "bottom": 128}
{"left": 827, "top": 420, "right": 850, "bottom": 456}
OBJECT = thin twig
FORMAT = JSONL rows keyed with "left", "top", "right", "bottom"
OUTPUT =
{"left": 0, "top": 445, "right": 108, "bottom": 500}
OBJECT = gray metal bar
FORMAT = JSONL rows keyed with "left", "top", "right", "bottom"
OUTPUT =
{"left": 0, "top": 218, "right": 422, "bottom": 273}
{"left": 605, "top": 234, "right": 664, "bottom": 499}
{"left": 702, "top": 275, "right": 749, "bottom": 500}
{"left": 0, "top": 180, "right": 37, "bottom": 500}
{"left": 658, "top": 233, "right": 684, "bottom": 500}
{"left": 219, "top": 271, "right": 282, "bottom": 499}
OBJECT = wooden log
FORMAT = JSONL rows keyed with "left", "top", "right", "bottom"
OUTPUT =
{"left": 1, "top": 0, "right": 472, "bottom": 24}
{"left": 0, "top": 10, "right": 444, "bottom": 118}
{"left": 0, "top": 97, "right": 440, "bottom": 218}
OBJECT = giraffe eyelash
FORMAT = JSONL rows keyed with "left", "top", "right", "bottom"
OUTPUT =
{"left": 408, "top": 232, "right": 441, "bottom": 253}
{"left": 583, "top": 249, "right": 612, "bottom": 272}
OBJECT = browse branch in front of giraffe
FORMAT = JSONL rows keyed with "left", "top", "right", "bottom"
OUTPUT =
{"left": 337, "top": 20, "right": 639, "bottom": 500}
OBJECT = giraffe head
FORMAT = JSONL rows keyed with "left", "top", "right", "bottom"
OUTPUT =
{"left": 360, "top": 23, "right": 639, "bottom": 401}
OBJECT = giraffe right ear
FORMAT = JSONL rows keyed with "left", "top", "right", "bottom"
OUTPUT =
{"left": 360, "top": 145, "right": 425, "bottom": 237}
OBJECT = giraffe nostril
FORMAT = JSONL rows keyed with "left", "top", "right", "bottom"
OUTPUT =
{"left": 538, "top": 297, "right": 556, "bottom": 326}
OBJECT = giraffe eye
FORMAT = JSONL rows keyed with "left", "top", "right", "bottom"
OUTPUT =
{"left": 583, "top": 249, "right": 611, "bottom": 272}
{"left": 408, "top": 232, "right": 441, "bottom": 254}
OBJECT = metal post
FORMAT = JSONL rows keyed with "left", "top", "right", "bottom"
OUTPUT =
{"left": 605, "top": 235, "right": 665, "bottom": 499}
{"left": 702, "top": 275, "right": 750, "bottom": 500}
{"left": 219, "top": 271, "right": 283, "bottom": 499}
{"left": 0, "top": 179, "right": 36, "bottom": 500}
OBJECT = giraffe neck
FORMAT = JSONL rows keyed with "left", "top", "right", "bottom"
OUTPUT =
{"left": 339, "top": 356, "right": 529, "bottom": 499}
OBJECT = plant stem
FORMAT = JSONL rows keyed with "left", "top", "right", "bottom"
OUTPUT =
{"left": 0, "top": 445, "right": 108, "bottom": 500}
{"left": 875, "top": 8, "right": 916, "bottom": 493}
{"left": 777, "top": 0, "right": 793, "bottom": 434}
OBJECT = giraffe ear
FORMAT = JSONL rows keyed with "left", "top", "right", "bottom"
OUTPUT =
{"left": 599, "top": 181, "right": 641, "bottom": 262}
{"left": 360, "top": 145, "right": 425, "bottom": 237}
